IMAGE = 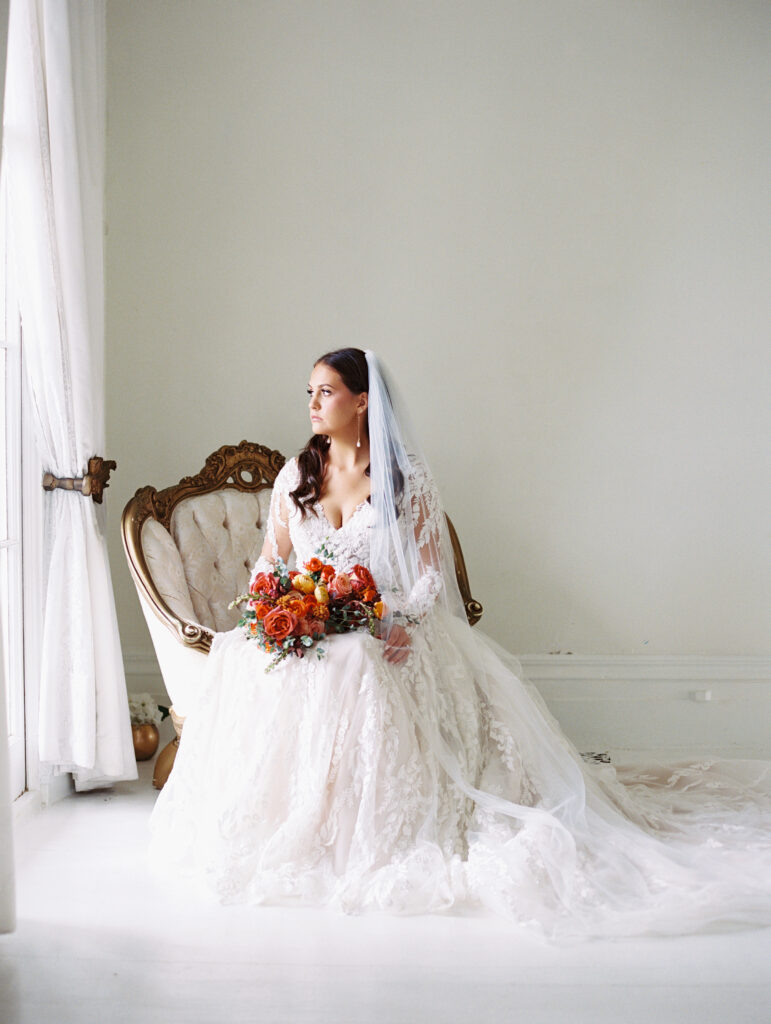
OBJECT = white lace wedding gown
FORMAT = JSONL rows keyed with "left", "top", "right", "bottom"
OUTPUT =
{"left": 149, "top": 459, "right": 771, "bottom": 939}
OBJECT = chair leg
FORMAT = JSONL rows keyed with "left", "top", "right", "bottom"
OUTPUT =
{"left": 152, "top": 737, "right": 178, "bottom": 790}
{"left": 152, "top": 706, "right": 186, "bottom": 791}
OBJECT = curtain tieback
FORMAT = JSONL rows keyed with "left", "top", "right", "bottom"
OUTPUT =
{"left": 42, "top": 456, "right": 116, "bottom": 505}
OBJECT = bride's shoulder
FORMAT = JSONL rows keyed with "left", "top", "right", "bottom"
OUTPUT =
{"left": 274, "top": 456, "right": 300, "bottom": 493}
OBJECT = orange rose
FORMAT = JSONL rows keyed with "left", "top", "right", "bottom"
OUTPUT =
{"left": 362, "top": 587, "right": 377, "bottom": 603}
{"left": 321, "top": 564, "right": 335, "bottom": 582}
{"left": 305, "top": 557, "right": 324, "bottom": 574}
{"left": 251, "top": 601, "right": 272, "bottom": 620}
{"left": 262, "top": 607, "right": 298, "bottom": 642}
{"left": 286, "top": 597, "right": 307, "bottom": 617}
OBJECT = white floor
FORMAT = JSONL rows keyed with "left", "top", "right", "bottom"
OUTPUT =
{"left": 2, "top": 760, "right": 771, "bottom": 1024}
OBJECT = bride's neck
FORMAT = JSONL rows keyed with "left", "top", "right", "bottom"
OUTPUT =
{"left": 326, "top": 436, "right": 370, "bottom": 471}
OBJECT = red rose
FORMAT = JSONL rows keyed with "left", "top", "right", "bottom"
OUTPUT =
{"left": 305, "top": 557, "right": 324, "bottom": 574}
{"left": 262, "top": 607, "right": 298, "bottom": 642}
{"left": 348, "top": 564, "right": 375, "bottom": 591}
{"left": 320, "top": 564, "right": 335, "bottom": 582}
{"left": 251, "top": 571, "right": 281, "bottom": 599}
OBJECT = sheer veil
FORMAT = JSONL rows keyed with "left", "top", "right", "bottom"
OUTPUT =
{"left": 365, "top": 350, "right": 467, "bottom": 627}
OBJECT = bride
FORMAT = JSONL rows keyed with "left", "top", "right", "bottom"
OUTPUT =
{"left": 149, "top": 348, "right": 771, "bottom": 939}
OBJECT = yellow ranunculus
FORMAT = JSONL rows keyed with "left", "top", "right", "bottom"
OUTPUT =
{"left": 314, "top": 584, "right": 330, "bottom": 605}
{"left": 292, "top": 574, "right": 316, "bottom": 594}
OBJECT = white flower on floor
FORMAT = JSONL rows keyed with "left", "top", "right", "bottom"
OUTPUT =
{"left": 128, "top": 692, "right": 163, "bottom": 727}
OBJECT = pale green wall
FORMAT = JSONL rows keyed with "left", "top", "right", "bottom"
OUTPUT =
{"left": 105, "top": 0, "right": 771, "bottom": 666}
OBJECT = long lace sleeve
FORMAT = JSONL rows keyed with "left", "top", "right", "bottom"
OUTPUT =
{"left": 403, "top": 468, "right": 444, "bottom": 618}
{"left": 249, "top": 460, "right": 295, "bottom": 586}
{"left": 382, "top": 459, "right": 454, "bottom": 627}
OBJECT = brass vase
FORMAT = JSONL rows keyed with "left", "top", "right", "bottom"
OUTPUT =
{"left": 132, "top": 723, "right": 160, "bottom": 761}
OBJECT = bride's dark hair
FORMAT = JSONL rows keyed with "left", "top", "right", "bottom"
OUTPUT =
{"left": 290, "top": 347, "right": 370, "bottom": 517}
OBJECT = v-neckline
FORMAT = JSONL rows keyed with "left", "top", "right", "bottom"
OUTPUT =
{"left": 316, "top": 498, "right": 368, "bottom": 533}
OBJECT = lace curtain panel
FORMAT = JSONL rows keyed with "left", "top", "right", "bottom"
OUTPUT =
{"left": 2, "top": 0, "right": 135, "bottom": 790}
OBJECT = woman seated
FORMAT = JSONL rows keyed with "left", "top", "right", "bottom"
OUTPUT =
{"left": 149, "top": 348, "right": 771, "bottom": 940}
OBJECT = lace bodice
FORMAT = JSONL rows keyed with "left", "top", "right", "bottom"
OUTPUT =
{"left": 251, "top": 457, "right": 444, "bottom": 620}
{"left": 252, "top": 458, "right": 373, "bottom": 571}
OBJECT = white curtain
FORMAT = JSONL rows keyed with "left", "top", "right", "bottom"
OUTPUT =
{"left": 2, "top": 0, "right": 135, "bottom": 790}
{"left": 0, "top": 617, "right": 15, "bottom": 933}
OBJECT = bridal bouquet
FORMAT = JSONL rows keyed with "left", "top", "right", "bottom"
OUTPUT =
{"left": 231, "top": 552, "right": 384, "bottom": 670}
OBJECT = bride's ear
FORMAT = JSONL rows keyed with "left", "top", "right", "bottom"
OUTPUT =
{"left": 357, "top": 392, "right": 369, "bottom": 414}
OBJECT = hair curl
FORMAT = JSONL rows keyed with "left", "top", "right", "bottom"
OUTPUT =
{"left": 290, "top": 348, "right": 369, "bottom": 517}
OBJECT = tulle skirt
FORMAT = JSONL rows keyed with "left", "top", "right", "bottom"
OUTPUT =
{"left": 148, "top": 613, "right": 771, "bottom": 940}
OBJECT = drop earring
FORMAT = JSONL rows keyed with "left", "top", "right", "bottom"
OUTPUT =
{"left": 356, "top": 414, "right": 361, "bottom": 449}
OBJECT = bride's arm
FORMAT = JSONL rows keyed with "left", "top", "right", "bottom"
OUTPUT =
{"left": 406, "top": 470, "right": 445, "bottom": 613}
{"left": 381, "top": 463, "right": 446, "bottom": 664}
{"left": 249, "top": 465, "right": 294, "bottom": 584}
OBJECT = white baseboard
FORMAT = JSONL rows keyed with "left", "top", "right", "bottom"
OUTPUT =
{"left": 13, "top": 770, "right": 74, "bottom": 819}
{"left": 123, "top": 646, "right": 771, "bottom": 760}
{"left": 519, "top": 654, "right": 771, "bottom": 760}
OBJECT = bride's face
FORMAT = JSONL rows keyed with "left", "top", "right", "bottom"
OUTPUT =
{"left": 307, "top": 362, "right": 366, "bottom": 438}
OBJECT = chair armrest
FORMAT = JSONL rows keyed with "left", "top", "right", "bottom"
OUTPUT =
{"left": 445, "top": 514, "right": 484, "bottom": 627}
{"left": 122, "top": 489, "right": 215, "bottom": 654}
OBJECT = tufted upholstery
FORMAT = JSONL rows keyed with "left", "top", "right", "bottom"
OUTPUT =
{"left": 122, "top": 441, "right": 287, "bottom": 731}
{"left": 141, "top": 489, "right": 272, "bottom": 633}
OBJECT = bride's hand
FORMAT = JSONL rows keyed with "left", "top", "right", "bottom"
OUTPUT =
{"left": 381, "top": 623, "right": 411, "bottom": 665}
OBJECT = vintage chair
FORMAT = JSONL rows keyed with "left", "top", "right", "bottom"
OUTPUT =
{"left": 121, "top": 441, "right": 483, "bottom": 789}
